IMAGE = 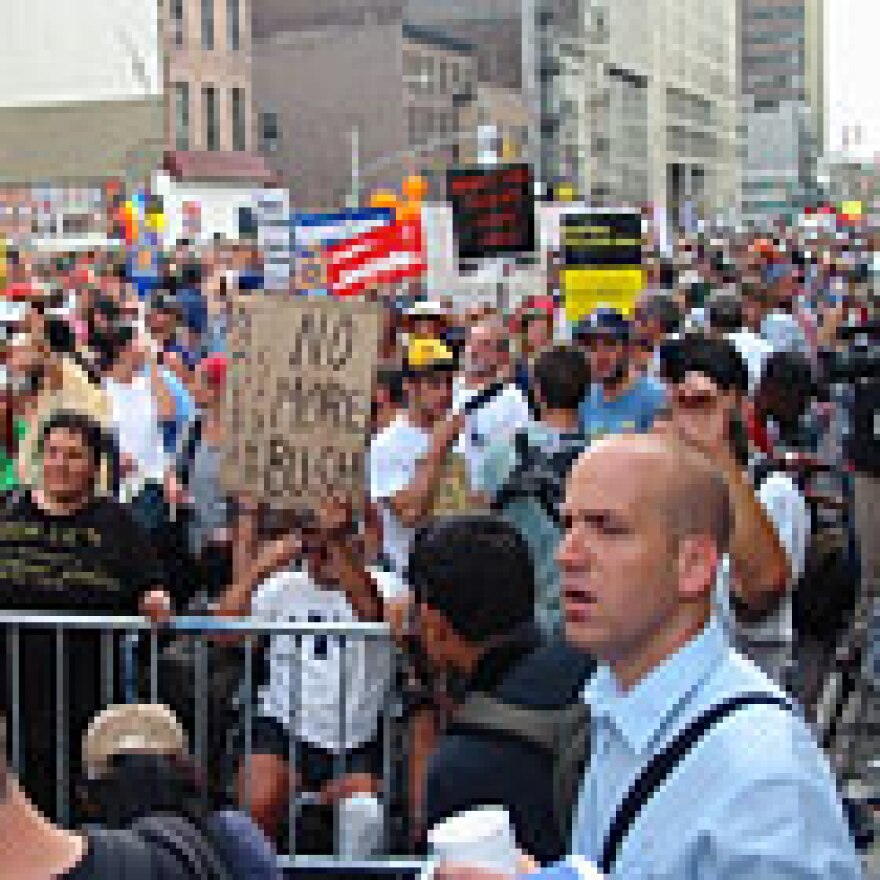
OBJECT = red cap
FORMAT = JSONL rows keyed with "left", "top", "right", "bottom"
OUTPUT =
{"left": 200, "top": 354, "right": 227, "bottom": 387}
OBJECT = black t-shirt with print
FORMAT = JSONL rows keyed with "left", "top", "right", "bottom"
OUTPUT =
{"left": 0, "top": 491, "right": 164, "bottom": 820}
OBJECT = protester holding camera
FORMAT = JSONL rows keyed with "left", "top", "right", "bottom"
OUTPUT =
{"left": 215, "top": 498, "right": 406, "bottom": 845}
{"left": 658, "top": 334, "right": 808, "bottom": 687}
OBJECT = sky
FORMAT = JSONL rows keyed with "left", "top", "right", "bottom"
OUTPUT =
{"left": 827, "top": 0, "right": 880, "bottom": 158}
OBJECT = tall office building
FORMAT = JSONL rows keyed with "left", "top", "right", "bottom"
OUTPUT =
{"left": 740, "top": 0, "right": 825, "bottom": 221}
{"left": 591, "top": 0, "right": 740, "bottom": 221}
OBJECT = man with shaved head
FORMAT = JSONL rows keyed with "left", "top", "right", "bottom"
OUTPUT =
{"left": 437, "top": 433, "right": 860, "bottom": 879}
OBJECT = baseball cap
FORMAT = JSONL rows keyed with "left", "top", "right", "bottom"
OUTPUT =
{"left": 521, "top": 296, "right": 556, "bottom": 318}
{"left": 405, "top": 300, "right": 446, "bottom": 319}
{"left": 404, "top": 337, "right": 456, "bottom": 376}
{"left": 82, "top": 704, "right": 188, "bottom": 780}
{"left": 572, "top": 308, "right": 632, "bottom": 343}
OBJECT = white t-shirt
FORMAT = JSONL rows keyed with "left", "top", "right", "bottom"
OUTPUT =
{"left": 104, "top": 372, "right": 166, "bottom": 484}
{"left": 716, "top": 472, "right": 810, "bottom": 686}
{"left": 761, "top": 310, "right": 808, "bottom": 354}
{"left": 252, "top": 566, "right": 407, "bottom": 753}
{"left": 726, "top": 328, "right": 772, "bottom": 394}
{"left": 452, "top": 379, "right": 532, "bottom": 490}
{"left": 368, "top": 415, "right": 431, "bottom": 575}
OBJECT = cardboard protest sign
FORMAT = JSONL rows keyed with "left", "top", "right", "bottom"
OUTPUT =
{"left": 223, "top": 295, "right": 382, "bottom": 510}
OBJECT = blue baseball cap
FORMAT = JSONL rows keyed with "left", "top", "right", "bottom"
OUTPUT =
{"left": 573, "top": 308, "right": 633, "bottom": 343}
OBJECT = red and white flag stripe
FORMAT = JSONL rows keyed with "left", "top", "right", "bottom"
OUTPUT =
{"left": 324, "top": 217, "right": 426, "bottom": 296}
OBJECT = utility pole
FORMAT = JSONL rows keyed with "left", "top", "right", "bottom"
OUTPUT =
{"left": 349, "top": 126, "right": 361, "bottom": 208}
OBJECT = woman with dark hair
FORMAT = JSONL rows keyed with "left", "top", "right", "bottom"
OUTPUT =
{"left": 0, "top": 413, "right": 172, "bottom": 820}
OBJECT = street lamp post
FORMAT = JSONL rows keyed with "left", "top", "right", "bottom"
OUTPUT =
{"left": 347, "top": 128, "right": 505, "bottom": 206}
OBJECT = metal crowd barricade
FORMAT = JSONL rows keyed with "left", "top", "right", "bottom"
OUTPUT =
{"left": 0, "top": 613, "right": 425, "bottom": 874}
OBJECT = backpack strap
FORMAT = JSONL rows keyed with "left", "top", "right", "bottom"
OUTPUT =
{"left": 461, "top": 381, "right": 507, "bottom": 417}
{"left": 133, "top": 814, "right": 233, "bottom": 880}
{"left": 453, "top": 692, "right": 591, "bottom": 839}
{"left": 598, "top": 693, "right": 792, "bottom": 874}
{"left": 1, "top": 489, "right": 25, "bottom": 516}
{"left": 492, "top": 431, "right": 562, "bottom": 526}
{"left": 453, "top": 691, "right": 585, "bottom": 754}
{"left": 175, "top": 416, "right": 203, "bottom": 489}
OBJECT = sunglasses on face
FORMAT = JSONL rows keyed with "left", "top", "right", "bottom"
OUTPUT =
{"left": 671, "top": 388, "right": 722, "bottom": 411}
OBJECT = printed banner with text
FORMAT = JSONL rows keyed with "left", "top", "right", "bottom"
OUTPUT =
{"left": 561, "top": 209, "right": 645, "bottom": 323}
{"left": 447, "top": 164, "right": 536, "bottom": 261}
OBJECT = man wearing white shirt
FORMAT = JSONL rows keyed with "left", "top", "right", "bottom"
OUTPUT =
{"left": 453, "top": 319, "right": 531, "bottom": 491}
{"left": 101, "top": 325, "right": 177, "bottom": 483}
{"left": 659, "top": 334, "right": 805, "bottom": 687}
{"left": 369, "top": 339, "right": 468, "bottom": 575}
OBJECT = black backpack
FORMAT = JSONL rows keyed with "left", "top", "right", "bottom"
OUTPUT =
{"left": 132, "top": 813, "right": 234, "bottom": 880}
{"left": 87, "top": 819, "right": 230, "bottom": 880}
{"left": 85, "top": 828, "right": 160, "bottom": 880}
{"left": 792, "top": 526, "right": 859, "bottom": 649}
{"left": 492, "top": 429, "right": 587, "bottom": 527}
{"left": 748, "top": 469, "right": 859, "bottom": 651}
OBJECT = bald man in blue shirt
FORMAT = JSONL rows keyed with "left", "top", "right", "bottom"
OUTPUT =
{"left": 436, "top": 433, "right": 862, "bottom": 879}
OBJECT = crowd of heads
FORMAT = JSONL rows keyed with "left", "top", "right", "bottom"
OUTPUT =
{"left": 0, "top": 217, "right": 877, "bottom": 869}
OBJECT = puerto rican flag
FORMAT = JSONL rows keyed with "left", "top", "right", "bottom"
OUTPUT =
{"left": 323, "top": 215, "right": 426, "bottom": 297}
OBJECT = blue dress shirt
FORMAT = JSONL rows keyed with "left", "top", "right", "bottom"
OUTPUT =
{"left": 544, "top": 621, "right": 862, "bottom": 879}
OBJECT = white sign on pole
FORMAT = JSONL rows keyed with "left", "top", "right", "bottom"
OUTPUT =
{"left": 257, "top": 189, "right": 291, "bottom": 291}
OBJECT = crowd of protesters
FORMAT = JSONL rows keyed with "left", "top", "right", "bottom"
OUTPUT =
{"left": 1, "top": 219, "right": 879, "bottom": 878}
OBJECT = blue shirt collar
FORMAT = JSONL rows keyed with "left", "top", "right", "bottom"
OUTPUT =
{"left": 583, "top": 620, "right": 726, "bottom": 755}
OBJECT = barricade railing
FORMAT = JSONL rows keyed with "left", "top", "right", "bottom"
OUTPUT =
{"left": 0, "top": 613, "right": 421, "bottom": 869}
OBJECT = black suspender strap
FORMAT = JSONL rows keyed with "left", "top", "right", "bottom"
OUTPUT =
{"left": 461, "top": 381, "right": 507, "bottom": 416}
{"left": 598, "top": 692, "right": 792, "bottom": 874}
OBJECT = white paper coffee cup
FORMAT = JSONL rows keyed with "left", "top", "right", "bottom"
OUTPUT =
{"left": 427, "top": 806, "right": 518, "bottom": 873}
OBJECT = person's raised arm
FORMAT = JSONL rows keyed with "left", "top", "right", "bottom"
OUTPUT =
{"left": 387, "top": 411, "right": 464, "bottom": 528}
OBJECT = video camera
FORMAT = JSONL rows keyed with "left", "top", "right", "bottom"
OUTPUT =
{"left": 820, "top": 319, "right": 880, "bottom": 477}
{"left": 819, "top": 320, "right": 880, "bottom": 384}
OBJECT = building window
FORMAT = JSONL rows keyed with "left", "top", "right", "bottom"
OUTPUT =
{"left": 228, "top": 0, "right": 240, "bottom": 51}
{"left": 232, "top": 87, "right": 247, "bottom": 151}
{"left": 259, "top": 111, "right": 280, "bottom": 154}
{"left": 173, "top": 82, "right": 190, "bottom": 150}
{"left": 204, "top": 85, "right": 219, "bottom": 150}
{"left": 171, "top": 0, "right": 185, "bottom": 46}
{"left": 422, "top": 58, "right": 434, "bottom": 94}
{"left": 201, "top": 0, "right": 215, "bottom": 50}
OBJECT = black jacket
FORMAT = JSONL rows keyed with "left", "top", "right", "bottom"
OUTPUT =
{"left": 424, "top": 630, "right": 594, "bottom": 863}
